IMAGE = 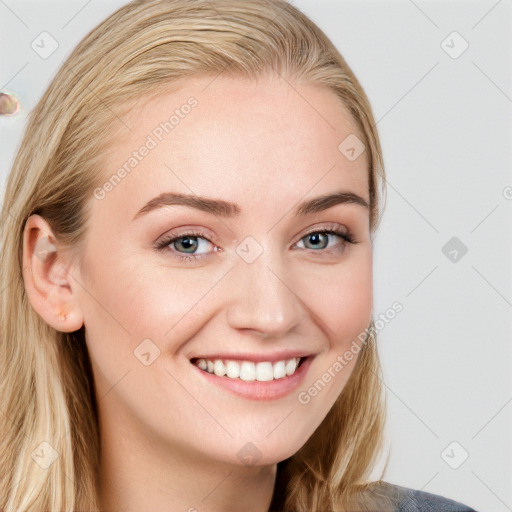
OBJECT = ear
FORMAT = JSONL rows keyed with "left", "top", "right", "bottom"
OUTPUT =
{"left": 22, "top": 214, "right": 84, "bottom": 333}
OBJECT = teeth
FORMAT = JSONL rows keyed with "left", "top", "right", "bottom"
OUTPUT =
{"left": 226, "top": 360, "right": 240, "bottom": 378}
{"left": 285, "top": 358, "right": 298, "bottom": 376}
{"left": 194, "top": 357, "right": 302, "bottom": 381}
{"left": 213, "top": 360, "right": 226, "bottom": 377}
{"left": 240, "top": 361, "right": 256, "bottom": 381}
{"left": 273, "top": 360, "right": 286, "bottom": 379}
{"left": 255, "top": 362, "right": 273, "bottom": 382}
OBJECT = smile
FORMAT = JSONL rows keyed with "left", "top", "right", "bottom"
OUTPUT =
{"left": 190, "top": 355, "right": 313, "bottom": 401}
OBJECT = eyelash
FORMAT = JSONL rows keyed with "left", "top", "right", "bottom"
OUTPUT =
{"left": 154, "top": 227, "right": 358, "bottom": 262}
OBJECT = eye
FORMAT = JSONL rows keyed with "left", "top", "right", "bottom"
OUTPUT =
{"left": 295, "top": 227, "right": 357, "bottom": 253}
{"left": 154, "top": 231, "right": 218, "bottom": 262}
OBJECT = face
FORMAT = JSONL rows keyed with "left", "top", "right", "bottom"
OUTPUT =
{"left": 74, "top": 74, "right": 373, "bottom": 468}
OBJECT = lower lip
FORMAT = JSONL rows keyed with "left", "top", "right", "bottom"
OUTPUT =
{"left": 191, "top": 356, "right": 314, "bottom": 401}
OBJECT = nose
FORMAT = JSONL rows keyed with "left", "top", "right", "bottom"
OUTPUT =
{"left": 225, "top": 252, "right": 303, "bottom": 339}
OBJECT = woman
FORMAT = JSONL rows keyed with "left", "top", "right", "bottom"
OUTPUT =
{"left": 0, "top": 1, "right": 477, "bottom": 510}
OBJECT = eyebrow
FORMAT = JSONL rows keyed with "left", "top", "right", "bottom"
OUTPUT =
{"left": 133, "top": 190, "right": 369, "bottom": 220}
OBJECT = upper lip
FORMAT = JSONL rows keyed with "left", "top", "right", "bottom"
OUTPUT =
{"left": 189, "top": 351, "right": 314, "bottom": 363}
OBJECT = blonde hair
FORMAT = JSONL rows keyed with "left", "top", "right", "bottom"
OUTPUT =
{"left": 0, "top": 1, "right": 388, "bottom": 510}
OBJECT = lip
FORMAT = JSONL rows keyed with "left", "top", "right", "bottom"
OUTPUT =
{"left": 190, "top": 355, "right": 314, "bottom": 401}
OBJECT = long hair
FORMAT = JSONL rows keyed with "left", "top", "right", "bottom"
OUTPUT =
{"left": 0, "top": 1, "right": 388, "bottom": 510}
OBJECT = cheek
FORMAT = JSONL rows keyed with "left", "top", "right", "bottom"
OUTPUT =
{"left": 294, "top": 249, "right": 372, "bottom": 406}
{"left": 302, "top": 248, "right": 373, "bottom": 343}
{"left": 78, "top": 250, "right": 206, "bottom": 337}
{"left": 73, "top": 251, "right": 171, "bottom": 393}
{"left": 75, "top": 252, "right": 226, "bottom": 386}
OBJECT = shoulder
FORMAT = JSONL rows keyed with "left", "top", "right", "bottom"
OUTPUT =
{"left": 369, "top": 481, "right": 478, "bottom": 512}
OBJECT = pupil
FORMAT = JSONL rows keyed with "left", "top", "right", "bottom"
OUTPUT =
{"left": 308, "top": 233, "right": 327, "bottom": 249}
{"left": 178, "top": 236, "right": 197, "bottom": 253}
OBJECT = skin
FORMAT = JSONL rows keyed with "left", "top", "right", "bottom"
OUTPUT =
{"left": 23, "top": 73, "right": 373, "bottom": 512}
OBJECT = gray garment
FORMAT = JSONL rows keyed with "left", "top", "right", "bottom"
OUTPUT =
{"left": 268, "top": 479, "right": 477, "bottom": 511}
{"left": 389, "top": 483, "right": 477, "bottom": 512}
{"left": 355, "top": 481, "right": 478, "bottom": 512}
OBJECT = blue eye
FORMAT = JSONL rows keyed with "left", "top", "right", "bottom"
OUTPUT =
{"left": 155, "top": 231, "right": 215, "bottom": 262}
{"left": 297, "top": 229, "right": 355, "bottom": 251}
{"left": 155, "top": 227, "right": 357, "bottom": 262}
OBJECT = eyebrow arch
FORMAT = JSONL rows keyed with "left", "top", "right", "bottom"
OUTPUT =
{"left": 133, "top": 190, "right": 369, "bottom": 221}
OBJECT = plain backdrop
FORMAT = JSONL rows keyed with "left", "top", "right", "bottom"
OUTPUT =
{"left": 1, "top": 1, "right": 511, "bottom": 511}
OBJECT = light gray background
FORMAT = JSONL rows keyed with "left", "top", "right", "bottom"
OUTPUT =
{"left": 1, "top": 1, "right": 511, "bottom": 511}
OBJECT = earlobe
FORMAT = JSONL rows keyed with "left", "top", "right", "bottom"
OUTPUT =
{"left": 22, "top": 214, "right": 84, "bottom": 333}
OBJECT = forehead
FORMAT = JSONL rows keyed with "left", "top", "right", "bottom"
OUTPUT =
{"left": 96, "top": 74, "right": 369, "bottom": 222}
